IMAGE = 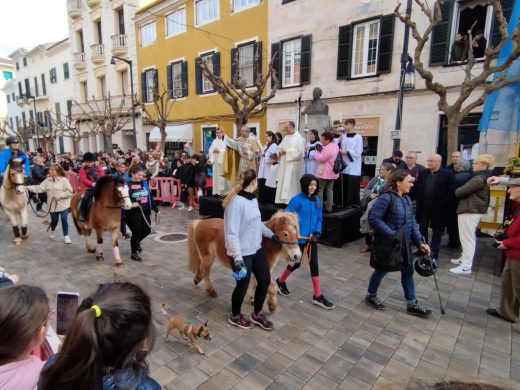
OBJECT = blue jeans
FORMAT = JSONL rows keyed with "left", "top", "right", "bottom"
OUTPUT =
{"left": 50, "top": 210, "right": 69, "bottom": 236}
{"left": 367, "top": 258, "right": 416, "bottom": 303}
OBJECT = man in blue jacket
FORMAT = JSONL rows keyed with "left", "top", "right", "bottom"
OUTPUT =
{"left": 0, "top": 136, "right": 30, "bottom": 186}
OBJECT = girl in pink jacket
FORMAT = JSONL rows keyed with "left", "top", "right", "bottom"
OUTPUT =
{"left": 314, "top": 131, "right": 339, "bottom": 213}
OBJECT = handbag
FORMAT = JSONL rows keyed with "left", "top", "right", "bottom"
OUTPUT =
{"left": 370, "top": 226, "right": 406, "bottom": 272}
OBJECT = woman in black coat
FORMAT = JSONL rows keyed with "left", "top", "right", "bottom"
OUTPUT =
{"left": 31, "top": 156, "right": 48, "bottom": 211}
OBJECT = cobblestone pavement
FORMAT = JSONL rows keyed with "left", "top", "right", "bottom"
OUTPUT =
{"left": 1, "top": 205, "right": 519, "bottom": 389}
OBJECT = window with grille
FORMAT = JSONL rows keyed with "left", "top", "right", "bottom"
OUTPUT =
{"left": 140, "top": 22, "right": 156, "bottom": 47}
{"left": 195, "top": 0, "right": 219, "bottom": 26}
{"left": 201, "top": 54, "right": 213, "bottom": 93}
{"left": 233, "top": 0, "right": 260, "bottom": 12}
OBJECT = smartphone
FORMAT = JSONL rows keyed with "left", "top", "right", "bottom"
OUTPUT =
{"left": 56, "top": 291, "right": 80, "bottom": 336}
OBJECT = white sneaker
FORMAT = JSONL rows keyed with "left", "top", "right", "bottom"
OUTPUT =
{"left": 178, "top": 205, "right": 186, "bottom": 210}
{"left": 64, "top": 236, "right": 71, "bottom": 244}
{"left": 49, "top": 231, "right": 55, "bottom": 239}
{"left": 450, "top": 258, "right": 462, "bottom": 265}
{"left": 187, "top": 206, "right": 194, "bottom": 212}
{"left": 450, "top": 265, "right": 472, "bottom": 275}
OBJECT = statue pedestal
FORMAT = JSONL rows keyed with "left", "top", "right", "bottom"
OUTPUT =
{"left": 300, "top": 114, "right": 331, "bottom": 135}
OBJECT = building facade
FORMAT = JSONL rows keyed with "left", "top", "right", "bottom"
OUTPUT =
{"left": 135, "top": 0, "right": 267, "bottom": 158}
{"left": 67, "top": 0, "right": 151, "bottom": 152}
{"left": 267, "top": 0, "right": 515, "bottom": 175}
{"left": 0, "top": 57, "right": 15, "bottom": 143}
{"left": 3, "top": 42, "right": 74, "bottom": 153}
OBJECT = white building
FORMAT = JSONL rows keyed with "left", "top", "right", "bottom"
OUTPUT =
{"left": 267, "top": 0, "right": 515, "bottom": 176}
{"left": 67, "top": 0, "right": 148, "bottom": 152}
{"left": 0, "top": 57, "right": 15, "bottom": 131}
{"left": 3, "top": 42, "right": 74, "bottom": 153}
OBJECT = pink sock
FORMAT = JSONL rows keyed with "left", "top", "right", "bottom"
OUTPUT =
{"left": 311, "top": 276, "right": 321, "bottom": 298}
{"left": 278, "top": 268, "right": 292, "bottom": 283}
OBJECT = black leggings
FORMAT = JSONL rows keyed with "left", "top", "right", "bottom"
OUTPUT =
{"left": 286, "top": 242, "right": 319, "bottom": 277}
{"left": 125, "top": 209, "right": 151, "bottom": 253}
{"left": 231, "top": 248, "right": 271, "bottom": 316}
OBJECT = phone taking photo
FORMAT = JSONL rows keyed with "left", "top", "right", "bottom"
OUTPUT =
{"left": 56, "top": 291, "right": 80, "bottom": 336}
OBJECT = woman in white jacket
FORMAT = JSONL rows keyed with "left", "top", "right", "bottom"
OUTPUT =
{"left": 26, "top": 164, "right": 74, "bottom": 244}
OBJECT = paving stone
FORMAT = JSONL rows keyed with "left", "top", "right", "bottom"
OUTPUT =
{"left": 337, "top": 375, "right": 372, "bottom": 389}
{"left": 302, "top": 373, "right": 339, "bottom": 390}
{"left": 150, "top": 365, "right": 177, "bottom": 386}
{"left": 164, "top": 367, "right": 208, "bottom": 389}
{"left": 348, "top": 356, "right": 384, "bottom": 385}
{"left": 317, "top": 353, "right": 353, "bottom": 383}
{"left": 278, "top": 338, "right": 312, "bottom": 361}
{"left": 196, "top": 349, "right": 235, "bottom": 376}
{"left": 227, "top": 351, "right": 262, "bottom": 378}
{"left": 233, "top": 370, "right": 273, "bottom": 390}
{"left": 380, "top": 357, "right": 415, "bottom": 387}
{"left": 266, "top": 371, "right": 307, "bottom": 390}
{"left": 198, "top": 368, "right": 241, "bottom": 390}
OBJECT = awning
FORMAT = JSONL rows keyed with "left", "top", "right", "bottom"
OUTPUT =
{"left": 148, "top": 124, "right": 192, "bottom": 142}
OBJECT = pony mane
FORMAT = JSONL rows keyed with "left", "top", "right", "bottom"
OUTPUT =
{"left": 268, "top": 210, "right": 299, "bottom": 234}
{"left": 93, "top": 175, "right": 116, "bottom": 200}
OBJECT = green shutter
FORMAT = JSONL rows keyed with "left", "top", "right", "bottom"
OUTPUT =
{"left": 337, "top": 24, "right": 352, "bottom": 79}
{"left": 300, "top": 35, "right": 312, "bottom": 84}
{"left": 195, "top": 57, "right": 202, "bottom": 95}
{"left": 166, "top": 64, "right": 173, "bottom": 99}
{"left": 377, "top": 15, "right": 395, "bottom": 74}
{"left": 270, "top": 42, "right": 281, "bottom": 87}
{"left": 181, "top": 61, "right": 188, "bottom": 98}
{"left": 429, "top": 0, "right": 454, "bottom": 66}
{"left": 253, "top": 41, "right": 262, "bottom": 84}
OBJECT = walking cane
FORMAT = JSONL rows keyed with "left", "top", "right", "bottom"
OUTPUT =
{"left": 421, "top": 238, "right": 445, "bottom": 314}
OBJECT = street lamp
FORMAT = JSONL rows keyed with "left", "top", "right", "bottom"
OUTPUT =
{"left": 110, "top": 56, "right": 137, "bottom": 149}
{"left": 393, "top": 0, "right": 414, "bottom": 152}
{"left": 21, "top": 93, "right": 40, "bottom": 149}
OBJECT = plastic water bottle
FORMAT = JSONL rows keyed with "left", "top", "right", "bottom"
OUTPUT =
{"left": 231, "top": 267, "right": 248, "bottom": 281}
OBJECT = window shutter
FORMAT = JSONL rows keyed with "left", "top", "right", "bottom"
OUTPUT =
{"left": 377, "top": 15, "right": 395, "bottom": 74}
{"left": 140, "top": 72, "right": 146, "bottom": 102}
{"left": 18, "top": 82, "right": 22, "bottom": 97}
{"left": 166, "top": 64, "right": 173, "bottom": 99}
{"left": 153, "top": 69, "right": 158, "bottom": 97}
{"left": 181, "top": 61, "right": 188, "bottom": 97}
{"left": 230, "top": 47, "right": 238, "bottom": 84}
{"left": 429, "top": 0, "right": 454, "bottom": 66}
{"left": 491, "top": 0, "right": 515, "bottom": 48}
{"left": 213, "top": 52, "right": 221, "bottom": 77}
{"left": 300, "top": 35, "right": 311, "bottom": 85}
{"left": 254, "top": 41, "right": 263, "bottom": 84}
{"left": 270, "top": 42, "right": 281, "bottom": 87}
{"left": 195, "top": 57, "right": 202, "bottom": 95}
{"left": 337, "top": 24, "right": 352, "bottom": 79}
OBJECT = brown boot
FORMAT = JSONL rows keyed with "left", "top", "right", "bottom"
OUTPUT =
{"left": 359, "top": 245, "right": 371, "bottom": 253}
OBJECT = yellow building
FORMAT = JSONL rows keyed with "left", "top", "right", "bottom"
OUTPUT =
{"left": 135, "top": 0, "right": 267, "bottom": 157}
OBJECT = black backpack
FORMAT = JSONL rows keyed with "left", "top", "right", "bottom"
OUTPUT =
{"left": 333, "top": 151, "right": 347, "bottom": 174}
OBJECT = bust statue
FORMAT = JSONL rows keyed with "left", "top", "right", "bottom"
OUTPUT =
{"left": 302, "top": 87, "right": 329, "bottom": 115}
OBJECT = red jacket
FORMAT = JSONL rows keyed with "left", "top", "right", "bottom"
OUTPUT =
{"left": 504, "top": 205, "right": 520, "bottom": 260}
{"left": 79, "top": 165, "right": 104, "bottom": 188}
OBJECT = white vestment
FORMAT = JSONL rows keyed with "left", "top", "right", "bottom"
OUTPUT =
{"left": 223, "top": 135, "right": 258, "bottom": 174}
{"left": 208, "top": 137, "right": 229, "bottom": 195}
{"left": 340, "top": 133, "right": 363, "bottom": 176}
{"left": 275, "top": 132, "right": 304, "bottom": 204}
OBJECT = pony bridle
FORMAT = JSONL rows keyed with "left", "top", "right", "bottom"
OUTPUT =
{"left": 277, "top": 238, "right": 303, "bottom": 265}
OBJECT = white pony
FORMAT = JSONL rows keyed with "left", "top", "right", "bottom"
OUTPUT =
{"left": 0, "top": 160, "right": 29, "bottom": 244}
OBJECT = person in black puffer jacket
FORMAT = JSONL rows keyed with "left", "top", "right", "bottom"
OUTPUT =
{"left": 30, "top": 156, "right": 48, "bottom": 211}
{"left": 365, "top": 170, "right": 432, "bottom": 318}
{"left": 449, "top": 154, "right": 493, "bottom": 275}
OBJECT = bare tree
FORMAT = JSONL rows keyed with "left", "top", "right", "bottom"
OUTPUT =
{"left": 395, "top": 0, "right": 520, "bottom": 155}
{"left": 73, "top": 92, "right": 133, "bottom": 152}
{"left": 0, "top": 119, "right": 33, "bottom": 149}
{"left": 48, "top": 111, "right": 88, "bottom": 154}
{"left": 198, "top": 49, "right": 279, "bottom": 130}
{"left": 142, "top": 88, "right": 175, "bottom": 152}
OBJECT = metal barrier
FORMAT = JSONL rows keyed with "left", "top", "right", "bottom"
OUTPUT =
{"left": 149, "top": 177, "right": 181, "bottom": 208}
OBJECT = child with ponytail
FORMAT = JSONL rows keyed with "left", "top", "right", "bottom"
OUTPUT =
{"left": 38, "top": 282, "right": 158, "bottom": 390}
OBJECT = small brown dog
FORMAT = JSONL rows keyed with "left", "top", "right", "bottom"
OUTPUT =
{"left": 161, "top": 304, "right": 211, "bottom": 354}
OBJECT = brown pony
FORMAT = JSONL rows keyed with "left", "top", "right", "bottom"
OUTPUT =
{"left": 0, "top": 161, "right": 28, "bottom": 244}
{"left": 70, "top": 176, "right": 132, "bottom": 266}
{"left": 187, "top": 211, "right": 302, "bottom": 312}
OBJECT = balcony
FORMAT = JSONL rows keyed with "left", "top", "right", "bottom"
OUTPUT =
{"left": 67, "top": 0, "right": 82, "bottom": 19}
{"left": 111, "top": 34, "right": 128, "bottom": 56}
{"left": 86, "top": 0, "right": 101, "bottom": 8}
{"left": 90, "top": 44, "right": 105, "bottom": 65}
{"left": 71, "top": 95, "right": 135, "bottom": 120}
{"left": 73, "top": 52, "right": 87, "bottom": 71}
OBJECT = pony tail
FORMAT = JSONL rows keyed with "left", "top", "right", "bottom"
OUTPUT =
{"left": 222, "top": 177, "right": 244, "bottom": 209}
{"left": 40, "top": 308, "right": 104, "bottom": 390}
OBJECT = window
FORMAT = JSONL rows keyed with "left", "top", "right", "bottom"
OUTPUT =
{"left": 117, "top": 8, "right": 125, "bottom": 35}
{"left": 95, "top": 20, "right": 103, "bottom": 44}
{"left": 337, "top": 15, "right": 394, "bottom": 79}
{"left": 430, "top": 0, "right": 514, "bottom": 66}
{"left": 201, "top": 126, "right": 217, "bottom": 155}
{"left": 282, "top": 39, "right": 301, "bottom": 87}
{"left": 11, "top": 92, "right": 15, "bottom": 102}
{"left": 168, "top": 61, "right": 188, "bottom": 98}
{"left": 351, "top": 20, "right": 380, "bottom": 77}
{"left": 22, "top": 112, "right": 27, "bottom": 127}
{"left": 34, "top": 76, "right": 39, "bottom": 97}
{"left": 2, "top": 70, "right": 13, "bottom": 80}
{"left": 195, "top": 0, "right": 218, "bottom": 26}
{"left": 6, "top": 95, "right": 10, "bottom": 104}
{"left": 63, "top": 63, "right": 70, "bottom": 80}
{"left": 24, "top": 78, "right": 31, "bottom": 96}
{"left": 50, "top": 68, "right": 57, "bottom": 84}
{"left": 67, "top": 100, "right": 72, "bottom": 117}
{"left": 166, "top": 8, "right": 186, "bottom": 36}
{"left": 55, "top": 102, "right": 61, "bottom": 116}
{"left": 231, "top": 42, "right": 262, "bottom": 87}
{"left": 233, "top": 0, "right": 260, "bottom": 12}
{"left": 141, "top": 69, "right": 157, "bottom": 102}
{"left": 195, "top": 52, "right": 220, "bottom": 94}
{"left": 23, "top": 57, "right": 27, "bottom": 67}
{"left": 41, "top": 74, "right": 46, "bottom": 95}
{"left": 18, "top": 82, "right": 22, "bottom": 97}
{"left": 9, "top": 117, "right": 13, "bottom": 130}
{"left": 16, "top": 62, "right": 19, "bottom": 71}
{"left": 140, "top": 22, "right": 156, "bottom": 47}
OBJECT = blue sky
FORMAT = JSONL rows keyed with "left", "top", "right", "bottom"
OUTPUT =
{"left": 0, "top": 1, "right": 69, "bottom": 57}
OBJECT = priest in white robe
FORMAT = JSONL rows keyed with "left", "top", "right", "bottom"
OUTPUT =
{"left": 208, "top": 127, "right": 230, "bottom": 196}
{"left": 275, "top": 121, "right": 305, "bottom": 204}
{"left": 223, "top": 125, "right": 259, "bottom": 174}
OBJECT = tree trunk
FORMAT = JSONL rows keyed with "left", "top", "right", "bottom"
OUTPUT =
{"left": 103, "top": 133, "right": 112, "bottom": 152}
{"left": 160, "top": 124, "right": 167, "bottom": 154}
{"left": 446, "top": 113, "right": 461, "bottom": 159}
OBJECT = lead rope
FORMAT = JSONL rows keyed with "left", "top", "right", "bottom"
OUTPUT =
{"left": 135, "top": 203, "right": 159, "bottom": 234}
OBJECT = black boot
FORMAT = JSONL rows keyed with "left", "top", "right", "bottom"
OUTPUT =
{"left": 130, "top": 253, "right": 142, "bottom": 262}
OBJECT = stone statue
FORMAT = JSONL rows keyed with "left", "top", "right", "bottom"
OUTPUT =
{"left": 302, "top": 87, "right": 329, "bottom": 115}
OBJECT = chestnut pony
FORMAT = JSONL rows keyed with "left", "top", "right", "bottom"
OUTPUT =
{"left": 187, "top": 211, "right": 302, "bottom": 312}
{"left": 70, "top": 176, "right": 132, "bottom": 266}
{"left": 0, "top": 161, "right": 28, "bottom": 244}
